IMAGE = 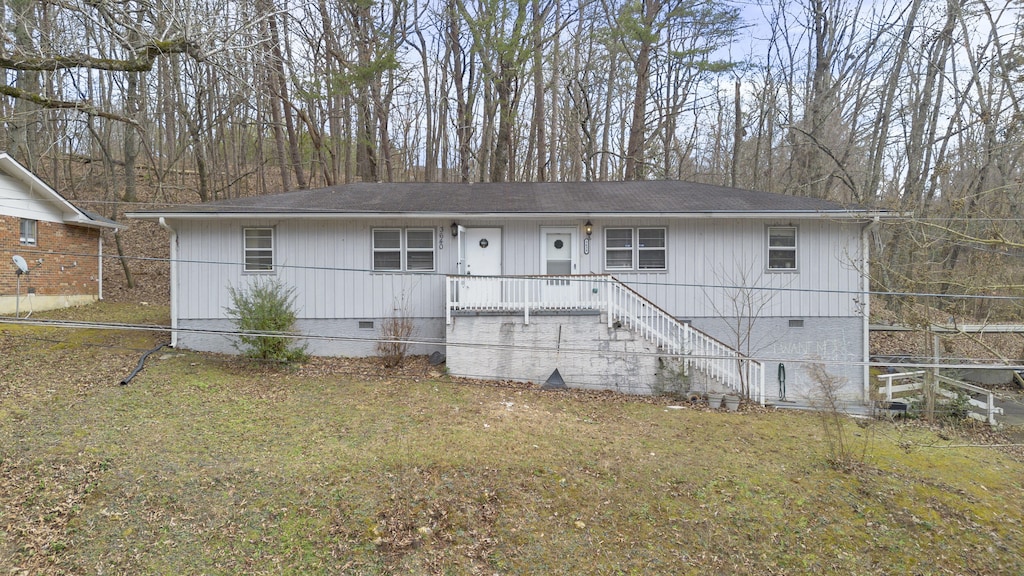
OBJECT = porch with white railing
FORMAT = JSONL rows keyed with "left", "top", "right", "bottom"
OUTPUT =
{"left": 445, "top": 274, "right": 765, "bottom": 404}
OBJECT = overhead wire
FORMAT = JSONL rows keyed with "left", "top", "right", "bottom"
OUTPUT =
{"left": 3, "top": 328, "right": 1021, "bottom": 405}
{"left": 6, "top": 245, "right": 1024, "bottom": 302}
{"left": 2, "top": 315, "right": 1022, "bottom": 372}
{"left": 3, "top": 332, "right": 164, "bottom": 353}
{"left": 5, "top": 215, "right": 1023, "bottom": 382}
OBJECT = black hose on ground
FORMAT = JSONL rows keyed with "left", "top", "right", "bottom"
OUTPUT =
{"left": 120, "top": 342, "right": 171, "bottom": 386}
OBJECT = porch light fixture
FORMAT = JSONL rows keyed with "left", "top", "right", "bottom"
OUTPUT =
{"left": 584, "top": 220, "right": 593, "bottom": 237}
{"left": 451, "top": 222, "right": 459, "bottom": 237}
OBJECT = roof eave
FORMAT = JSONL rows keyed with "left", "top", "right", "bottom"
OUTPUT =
{"left": 64, "top": 216, "right": 123, "bottom": 230}
{"left": 0, "top": 152, "right": 122, "bottom": 229}
{"left": 128, "top": 209, "right": 888, "bottom": 221}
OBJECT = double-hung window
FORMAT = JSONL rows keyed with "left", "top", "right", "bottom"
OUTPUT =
{"left": 605, "top": 229, "right": 634, "bottom": 269}
{"left": 20, "top": 219, "right": 37, "bottom": 246}
{"left": 372, "top": 229, "right": 402, "bottom": 271}
{"left": 406, "top": 229, "right": 435, "bottom": 271}
{"left": 767, "top": 226, "right": 797, "bottom": 271}
{"left": 243, "top": 227, "right": 274, "bottom": 272}
{"left": 604, "top": 227, "right": 666, "bottom": 271}
{"left": 373, "top": 228, "right": 435, "bottom": 272}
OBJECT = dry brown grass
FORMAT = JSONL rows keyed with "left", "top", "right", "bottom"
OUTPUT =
{"left": 2, "top": 303, "right": 1024, "bottom": 575}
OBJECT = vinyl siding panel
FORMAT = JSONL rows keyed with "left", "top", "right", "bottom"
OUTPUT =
{"left": 597, "top": 218, "right": 863, "bottom": 319}
{"left": 176, "top": 218, "right": 455, "bottom": 320}
{"left": 0, "top": 174, "right": 66, "bottom": 222}
{"left": 173, "top": 216, "right": 865, "bottom": 322}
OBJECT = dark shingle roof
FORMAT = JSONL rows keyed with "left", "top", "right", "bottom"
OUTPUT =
{"left": 132, "top": 181, "right": 869, "bottom": 216}
{"left": 82, "top": 209, "right": 120, "bottom": 227}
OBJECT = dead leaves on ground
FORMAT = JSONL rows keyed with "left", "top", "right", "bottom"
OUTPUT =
{"left": 0, "top": 457, "right": 108, "bottom": 575}
{"left": 331, "top": 466, "right": 502, "bottom": 575}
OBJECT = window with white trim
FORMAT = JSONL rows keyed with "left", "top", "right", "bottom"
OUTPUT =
{"left": 406, "top": 229, "right": 435, "bottom": 271}
{"left": 604, "top": 227, "right": 666, "bottom": 271}
{"left": 20, "top": 219, "right": 37, "bottom": 245}
{"left": 767, "top": 226, "right": 797, "bottom": 271}
{"left": 243, "top": 227, "right": 274, "bottom": 272}
{"left": 372, "top": 229, "right": 402, "bottom": 271}
{"left": 372, "top": 228, "right": 435, "bottom": 272}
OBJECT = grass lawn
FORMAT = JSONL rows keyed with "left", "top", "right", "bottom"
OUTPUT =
{"left": 2, "top": 302, "right": 1023, "bottom": 575}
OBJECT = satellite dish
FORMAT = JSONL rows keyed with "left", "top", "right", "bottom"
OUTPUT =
{"left": 12, "top": 255, "right": 28, "bottom": 274}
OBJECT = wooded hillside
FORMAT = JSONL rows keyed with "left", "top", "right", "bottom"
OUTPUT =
{"left": 1, "top": 0, "right": 1022, "bottom": 325}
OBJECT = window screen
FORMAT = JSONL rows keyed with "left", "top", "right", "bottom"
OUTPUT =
{"left": 637, "top": 228, "right": 666, "bottom": 270}
{"left": 605, "top": 227, "right": 666, "bottom": 271}
{"left": 243, "top": 228, "right": 274, "bottom": 272}
{"left": 605, "top": 228, "right": 634, "bottom": 269}
{"left": 767, "top": 227, "right": 797, "bottom": 271}
{"left": 372, "top": 229, "right": 402, "bottom": 271}
{"left": 406, "top": 229, "right": 435, "bottom": 271}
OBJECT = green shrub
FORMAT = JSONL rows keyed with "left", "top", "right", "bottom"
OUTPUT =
{"left": 943, "top": 390, "right": 972, "bottom": 421}
{"left": 225, "top": 278, "right": 308, "bottom": 364}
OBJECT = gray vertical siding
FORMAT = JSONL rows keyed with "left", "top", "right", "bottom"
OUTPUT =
{"left": 586, "top": 218, "right": 864, "bottom": 319}
{"left": 175, "top": 218, "right": 454, "bottom": 320}
{"left": 172, "top": 216, "right": 865, "bottom": 322}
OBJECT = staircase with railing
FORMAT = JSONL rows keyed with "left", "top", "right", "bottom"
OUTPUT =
{"left": 446, "top": 274, "right": 765, "bottom": 404}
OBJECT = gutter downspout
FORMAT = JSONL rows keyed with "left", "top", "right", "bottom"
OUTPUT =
{"left": 862, "top": 216, "right": 880, "bottom": 403}
{"left": 159, "top": 217, "right": 178, "bottom": 348}
{"left": 98, "top": 234, "right": 104, "bottom": 301}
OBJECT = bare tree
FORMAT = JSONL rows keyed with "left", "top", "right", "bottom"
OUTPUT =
{"left": 702, "top": 261, "right": 788, "bottom": 399}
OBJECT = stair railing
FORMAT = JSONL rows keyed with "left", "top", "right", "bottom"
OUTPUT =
{"left": 605, "top": 277, "right": 765, "bottom": 404}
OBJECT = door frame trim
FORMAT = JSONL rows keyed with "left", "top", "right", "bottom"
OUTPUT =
{"left": 539, "top": 226, "right": 579, "bottom": 275}
{"left": 460, "top": 226, "right": 503, "bottom": 276}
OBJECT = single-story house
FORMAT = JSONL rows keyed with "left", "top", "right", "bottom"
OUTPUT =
{"left": 0, "top": 152, "right": 120, "bottom": 315}
{"left": 127, "top": 181, "right": 885, "bottom": 404}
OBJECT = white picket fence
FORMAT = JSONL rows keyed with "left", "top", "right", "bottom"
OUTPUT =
{"left": 875, "top": 371, "right": 1003, "bottom": 425}
{"left": 446, "top": 274, "right": 765, "bottom": 404}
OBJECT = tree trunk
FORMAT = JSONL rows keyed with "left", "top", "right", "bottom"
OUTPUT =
{"left": 531, "top": 0, "right": 546, "bottom": 181}
{"left": 114, "top": 231, "right": 135, "bottom": 289}
{"left": 731, "top": 80, "right": 742, "bottom": 188}
{"left": 268, "top": 9, "right": 307, "bottom": 189}
{"left": 449, "top": 2, "right": 473, "bottom": 182}
{"left": 624, "top": 39, "right": 651, "bottom": 180}
{"left": 122, "top": 71, "right": 141, "bottom": 203}
{"left": 624, "top": 0, "right": 658, "bottom": 181}
{"left": 260, "top": 4, "right": 292, "bottom": 191}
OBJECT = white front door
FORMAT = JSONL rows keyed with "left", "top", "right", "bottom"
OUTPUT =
{"left": 541, "top": 227, "right": 578, "bottom": 304}
{"left": 459, "top": 227, "right": 502, "bottom": 303}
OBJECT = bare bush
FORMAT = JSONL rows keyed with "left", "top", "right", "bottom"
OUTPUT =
{"left": 808, "top": 363, "right": 871, "bottom": 471}
{"left": 377, "top": 294, "right": 414, "bottom": 368}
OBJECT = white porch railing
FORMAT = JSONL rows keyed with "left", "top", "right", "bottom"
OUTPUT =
{"left": 445, "top": 274, "right": 606, "bottom": 323}
{"left": 875, "top": 371, "right": 1003, "bottom": 425}
{"left": 446, "top": 274, "right": 765, "bottom": 404}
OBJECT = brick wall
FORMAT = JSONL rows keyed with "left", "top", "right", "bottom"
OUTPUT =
{"left": 0, "top": 215, "right": 101, "bottom": 298}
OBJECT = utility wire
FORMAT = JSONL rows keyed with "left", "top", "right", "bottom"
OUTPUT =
{"left": 8, "top": 246, "right": 1024, "bottom": 302}
{"left": 3, "top": 316, "right": 1022, "bottom": 371}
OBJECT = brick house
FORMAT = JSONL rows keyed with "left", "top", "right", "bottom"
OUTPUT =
{"left": 0, "top": 153, "right": 120, "bottom": 315}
